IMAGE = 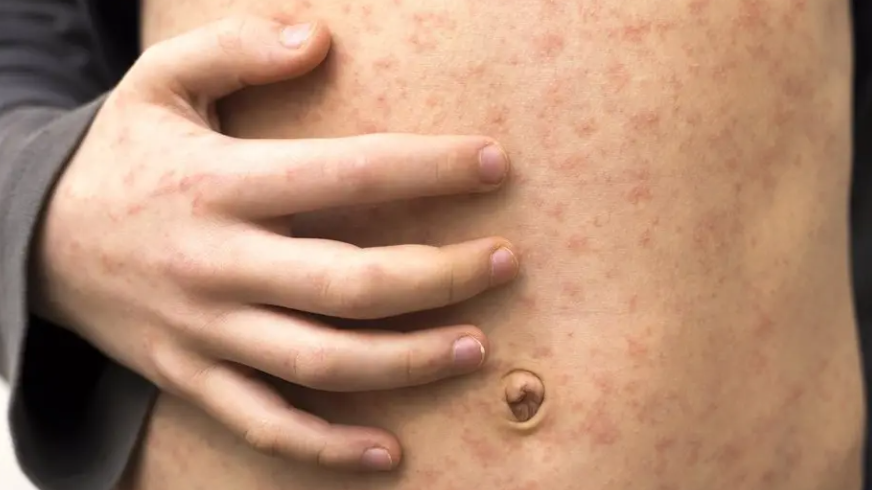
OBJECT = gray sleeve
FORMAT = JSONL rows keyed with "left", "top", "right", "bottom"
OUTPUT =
{"left": 0, "top": 1, "right": 156, "bottom": 490}
{"left": 0, "top": 103, "right": 156, "bottom": 490}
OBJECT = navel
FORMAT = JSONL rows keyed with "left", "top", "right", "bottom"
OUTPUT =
{"left": 502, "top": 369, "right": 546, "bottom": 425}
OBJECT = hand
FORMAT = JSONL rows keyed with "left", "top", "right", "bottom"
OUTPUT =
{"left": 30, "top": 16, "right": 518, "bottom": 471}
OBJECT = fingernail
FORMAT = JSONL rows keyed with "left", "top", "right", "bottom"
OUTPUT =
{"left": 490, "top": 247, "right": 518, "bottom": 285}
{"left": 361, "top": 447, "right": 394, "bottom": 471}
{"left": 453, "top": 336, "right": 485, "bottom": 370}
{"left": 280, "top": 23, "right": 314, "bottom": 48}
{"left": 479, "top": 144, "right": 509, "bottom": 185}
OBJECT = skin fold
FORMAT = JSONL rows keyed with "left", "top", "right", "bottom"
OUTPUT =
{"left": 128, "top": 1, "right": 864, "bottom": 489}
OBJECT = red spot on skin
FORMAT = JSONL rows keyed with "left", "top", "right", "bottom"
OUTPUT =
{"left": 359, "top": 121, "right": 388, "bottom": 133}
{"left": 688, "top": 0, "right": 711, "bottom": 15}
{"left": 782, "top": 75, "right": 813, "bottom": 99}
{"left": 753, "top": 304, "right": 776, "bottom": 339}
{"left": 782, "top": 384, "right": 805, "bottom": 407}
{"left": 372, "top": 56, "right": 396, "bottom": 72}
{"left": 461, "top": 432, "right": 500, "bottom": 465}
{"left": 122, "top": 170, "right": 136, "bottom": 187}
{"left": 655, "top": 437, "right": 677, "bottom": 456}
{"left": 627, "top": 184, "right": 653, "bottom": 205}
{"left": 547, "top": 203, "right": 565, "bottom": 221}
{"left": 464, "top": 62, "right": 488, "bottom": 82}
{"left": 407, "top": 32, "right": 436, "bottom": 53}
{"left": 592, "top": 373, "right": 615, "bottom": 395}
{"left": 99, "top": 251, "right": 119, "bottom": 273}
{"left": 592, "top": 215, "right": 607, "bottom": 228}
{"left": 573, "top": 119, "right": 599, "bottom": 138}
{"left": 630, "top": 111, "right": 662, "bottom": 131}
{"left": 627, "top": 294, "right": 639, "bottom": 313}
{"left": 533, "top": 34, "right": 566, "bottom": 58}
{"left": 374, "top": 92, "right": 390, "bottom": 110}
{"left": 152, "top": 170, "right": 178, "bottom": 197}
{"left": 556, "top": 155, "right": 588, "bottom": 173}
{"left": 736, "top": 0, "right": 771, "bottom": 31}
{"left": 566, "top": 234, "right": 592, "bottom": 253}
{"left": 780, "top": 0, "right": 807, "bottom": 30}
{"left": 624, "top": 167, "right": 652, "bottom": 182}
{"left": 615, "top": 22, "right": 653, "bottom": 44}
{"left": 487, "top": 105, "right": 509, "bottom": 129}
{"left": 190, "top": 195, "right": 209, "bottom": 216}
{"left": 686, "top": 438, "right": 703, "bottom": 465}
{"left": 625, "top": 336, "right": 650, "bottom": 362}
{"left": 716, "top": 441, "right": 744, "bottom": 467}
{"left": 638, "top": 229, "right": 653, "bottom": 248}
{"left": 623, "top": 380, "right": 643, "bottom": 395}
{"left": 410, "top": 11, "right": 457, "bottom": 30}
{"left": 606, "top": 62, "right": 631, "bottom": 93}
{"left": 178, "top": 174, "right": 209, "bottom": 192}
{"left": 561, "top": 281, "right": 583, "bottom": 299}
{"left": 581, "top": 401, "right": 621, "bottom": 446}
{"left": 691, "top": 210, "right": 736, "bottom": 252}
{"left": 532, "top": 346, "right": 553, "bottom": 359}
{"left": 519, "top": 294, "right": 539, "bottom": 311}
{"left": 749, "top": 350, "right": 769, "bottom": 371}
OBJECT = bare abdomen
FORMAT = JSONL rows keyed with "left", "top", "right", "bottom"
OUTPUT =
{"left": 130, "top": 1, "right": 863, "bottom": 489}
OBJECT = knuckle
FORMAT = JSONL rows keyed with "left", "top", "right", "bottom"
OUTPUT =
{"left": 149, "top": 343, "right": 197, "bottom": 396}
{"left": 315, "top": 442, "right": 331, "bottom": 468}
{"left": 338, "top": 152, "right": 377, "bottom": 197}
{"left": 328, "top": 260, "right": 388, "bottom": 318}
{"left": 137, "top": 40, "right": 172, "bottom": 70}
{"left": 293, "top": 344, "right": 341, "bottom": 388}
{"left": 405, "top": 347, "right": 416, "bottom": 385}
{"left": 242, "top": 417, "right": 284, "bottom": 457}
{"left": 442, "top": 144, "right": 469, "bottom": 183}
{"left": 213, "top": 15, "right": 261, "bottom": 58}
{"left": 439, "top": 249, "right": 459, "bottom": 306}
{"left": 158, "top": 237, "right": 218, "bottom": 289}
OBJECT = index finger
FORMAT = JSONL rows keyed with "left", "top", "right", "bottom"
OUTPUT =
{"left": 206, "top": 133, "right": 511, "bottom": 217}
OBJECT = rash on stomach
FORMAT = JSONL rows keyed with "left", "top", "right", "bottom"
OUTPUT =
{"left": 132, "top": 1, "right": 863, "bottom": 489}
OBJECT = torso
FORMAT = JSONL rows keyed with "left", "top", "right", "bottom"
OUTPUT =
{"left": 130, "top": 1, "right": 864, "bottom": 489}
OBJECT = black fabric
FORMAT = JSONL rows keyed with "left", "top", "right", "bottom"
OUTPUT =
{"left": 0, "top": 2, "right": 154, "bottom": 490}
{"left": 0, "top": 1, "right": 870, "bottom": 489}
{"left": 851, "top": 1, "right": 872, "bottom": 483}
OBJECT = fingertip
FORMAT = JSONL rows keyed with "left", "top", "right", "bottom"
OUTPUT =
{"left": 360, "top": 447, "right": 396, "bottom": 471}
{"left": 452, "top": 335, "right": 487, "bottom": 372}
{"left": 478, "top": 142, "right": 511, "bottom": 187}
{"left": 277, "top": 20, "right": 332, "bottom": 73}
{"left": 489, "top": 244, "right": 520, "bottom": 286}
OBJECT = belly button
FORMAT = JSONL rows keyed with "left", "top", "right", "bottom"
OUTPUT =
{"left": 501, "top": 370, "right": 546, "bottom": 425}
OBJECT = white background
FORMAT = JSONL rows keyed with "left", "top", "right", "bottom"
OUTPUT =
{"left": 0, "top": 384, "right": 39, "bottom": 490}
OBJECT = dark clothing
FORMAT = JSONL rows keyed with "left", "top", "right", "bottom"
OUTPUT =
{"left": 0, "top": 1, "right": 870, "bottom": 489}
{"left": 0, "top": 2, "right": 152, "bottom": 490}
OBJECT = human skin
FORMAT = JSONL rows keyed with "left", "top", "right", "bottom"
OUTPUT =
{"left": 129, "top": 0, "right": 864, "bottom": 489}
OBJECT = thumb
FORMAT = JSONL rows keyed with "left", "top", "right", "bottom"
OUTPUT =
{"left": 134, "top": 16, "right": 332, "bottom": 103}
